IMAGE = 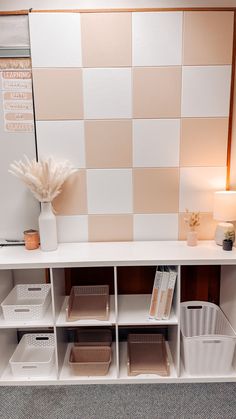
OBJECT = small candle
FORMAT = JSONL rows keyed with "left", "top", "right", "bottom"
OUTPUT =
{"left": 24, "top": 229, "right": 40, "bottom": 250}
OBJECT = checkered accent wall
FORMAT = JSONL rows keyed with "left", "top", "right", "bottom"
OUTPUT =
{"left": 29, "top": 11, "right": 234, "bottom": 242}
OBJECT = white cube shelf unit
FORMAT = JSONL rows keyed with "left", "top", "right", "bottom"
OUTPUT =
{"left": 0, "top": 241, "right": 235, "bottom": 385}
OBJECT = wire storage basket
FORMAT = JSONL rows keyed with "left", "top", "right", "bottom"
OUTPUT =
{"left": 75, "top": 328, "right": 112, "bottom": 346}
{"left": 1, "top": 284, "right": 51, "bottom": 321}
{"left": 127, "top": 334, "right": 170, "bottom": 376}
{"left": 69, "top": 345, "right": 112, "bottom": 376}
{"left": 9, "top": 333, "right": 55, "bottom": 378}
{"left": 181, "top": 301, "right": 236, "bottom": 375}
{"left": 66, "top": 285, "right": 110, "bottom": 321}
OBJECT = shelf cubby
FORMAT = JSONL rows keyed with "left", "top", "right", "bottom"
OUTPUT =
{"left": 117, "top": 294, "right": 177, "bottom": 325}
{"left": 52, "top": 268, "right": 116, "bottom": 327}
{"left": 59, "top": 342, "right": 117, "bottom": 382}
{"left": 56, "top": 295, "right": 116, "bottom": 327}
{"left": 118, "top": 341, "right": 177, "bottom": 382}
{"left": 117, "top": 325, "right": 179, "bottom": 381}
{"left": 0, "top": 269, "right": 53, "bottom": 329}
{"left": 0, "top": 328, "right": 57, "bottom": 383}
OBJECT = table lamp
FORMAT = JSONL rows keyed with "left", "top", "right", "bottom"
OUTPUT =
{"left": 213, "top": 191, "right": 236, "bottom": 245}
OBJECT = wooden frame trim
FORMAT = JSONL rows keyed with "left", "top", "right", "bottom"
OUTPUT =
{"left": 226, "top": 11, "right": 236, "bottom": 190}
{"left": 0, "top": 10, "right": 29, "bottom": 16}
{"left": 30, "top": 8, "right": 236, "bottom": 13}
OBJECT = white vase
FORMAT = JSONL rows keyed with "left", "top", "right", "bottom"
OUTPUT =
{"left": 38, "top": 202, "right": 58, "bottom": 251}
{"left": 187, "top": 230, "right": 198, "bottom": 246}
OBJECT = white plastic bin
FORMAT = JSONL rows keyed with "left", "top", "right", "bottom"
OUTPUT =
{"left": 9, "top": 333, "right": 55, "bottom": 377}
{"left": 1, "top": 284, "right": 51, "bottom": 321}
{"left": 181, "top": 301, "right": 236, "bottom": 375}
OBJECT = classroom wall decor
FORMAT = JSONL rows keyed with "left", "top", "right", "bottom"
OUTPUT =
{"left": 29, "top": 10, "right": 234, "bottom": 242}
{"left": 0, "top": 57, "right": 39, "bottom": 240}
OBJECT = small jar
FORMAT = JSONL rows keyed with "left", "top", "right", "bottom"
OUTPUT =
{"left": 24, "top": 229, "right": 40, "bottom": 250}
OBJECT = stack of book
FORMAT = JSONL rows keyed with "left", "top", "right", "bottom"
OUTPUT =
{"left": 149, "top": 266, "right": 177, "bottom": 320}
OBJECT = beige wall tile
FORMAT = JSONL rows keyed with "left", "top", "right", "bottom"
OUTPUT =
{"left": 133, "top": 67, "right": 181, "bottom": 118}
{"left": 183, "top": 11, "right": 234, "bottom": 65}
{"left": 81, "top": 13, "right": 132, "bottom": 67}
{"left": 53, "top": 170, "right": 87, "bottom": 215}
{"left": 85, "top": 120, "right": 132, "bottom": 168}
{"left": 179, "top": 212, "right": 218, "bottom": 240}
{"left": 133, "top": 168, "right": 179, "bottom": 213}
{"left": 33, "top": 68, "right": 83, "bottom": 120}
{"left": 88, "top": 214, "right": 133, "bottom": 242}
{"left": 180, "top": 118, "right": 228, "bottom": 167}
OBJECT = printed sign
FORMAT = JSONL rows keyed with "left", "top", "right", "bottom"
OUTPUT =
{"left": 2, "top": 71, "right": 31, "bottom": 79}
{"left": 5, "top": 122, "right": 34, "bottom": 132}
{"left": 4, "top": 101, "right": 32, "bottom": 111}
{"left": 3, "top": 79, "right": 32, "bottom": 90}
{"left": 1, "top": 66, "right": 34, "bottom": 133}
{"left": 0, "top": 58, "right": 31, "bottom": 70}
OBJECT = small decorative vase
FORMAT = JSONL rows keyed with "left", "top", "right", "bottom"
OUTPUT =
{"left": 223, "top": 239, "right": 233, "bottom": 251}
{"left": 187, "top": 230, "right": 198, "bottom": 246}
{"left": 38, "top": 202, "right": 58, "bottom": 251}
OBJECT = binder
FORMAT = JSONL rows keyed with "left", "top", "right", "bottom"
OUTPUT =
{"left": 155, "top": 267, "right": 169, "bottom": 320}
{"left": 149, "top": 268, "right": 162, "bottom": 319}
{"left": 163, "top": 267, "right": 177, "bottom": 320}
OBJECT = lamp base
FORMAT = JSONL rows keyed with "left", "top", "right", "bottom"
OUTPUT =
{"left": 215, "top": 222, "right": 234, "bottom": 246}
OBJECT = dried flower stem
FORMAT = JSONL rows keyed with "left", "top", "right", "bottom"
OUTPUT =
{"left": 9, "top": 156, "right": 77, "bottom": 202}
{"left": 184, "top": 209, "right": 200, "bottom": 231}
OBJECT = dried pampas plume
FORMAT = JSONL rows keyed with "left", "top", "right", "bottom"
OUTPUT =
{"left": 184, "top": 209, "right": 200, "bottom": 230}
{"left": 9, "top": 156, "right": 77, "bottom": 202}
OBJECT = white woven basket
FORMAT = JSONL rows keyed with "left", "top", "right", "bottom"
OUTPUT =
{"left": 181, "top": 301, "right": 236, "bottom": 375}
{"left": 9, "top": 333, "right": 55, "bottom": 377}
{"left": 1, "top": 284, "right": 51, "bottom": 321}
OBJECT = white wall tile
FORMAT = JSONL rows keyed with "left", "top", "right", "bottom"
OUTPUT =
{"left": 134, "top": 214, "right": 178, "bottom": 240}
{"left": 87, "top": 169, "right": 133, "bottom": 214}
{"left": 83, "top": 68, "right": 132, "bottom": 119}
{"left": 36, "top": 121, "right": 85, "bottom": 168}
{"left": 133, "top": 119, "right": 180, "bottom": 167}
{"left": 182, "top": 66, "right": 232, "bottom": 117}
{"left": 29, "top": 13, "right": 82, "bottom": 67}
{"left": 179, "top": 167, "right": 227, "bottom": 212}
{"left": 57, "top": 215, "right": 88, "bottom": 242}
{"left": 132, "top": 12, "right": 183, "bottom": 66}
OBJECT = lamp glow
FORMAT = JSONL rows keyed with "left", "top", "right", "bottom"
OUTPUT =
{"left": 213, "top": 191, "right": 236, "bottom": 245}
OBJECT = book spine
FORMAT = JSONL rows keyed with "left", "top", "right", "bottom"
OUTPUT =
{"left": 155, "top": 271, "right": 169, "bottom": 320}
{"left": 149, "top": 270, "right": 162, "bottom": 319}
{"left": 163, "top": 271, "right": 177, "bottom": 320}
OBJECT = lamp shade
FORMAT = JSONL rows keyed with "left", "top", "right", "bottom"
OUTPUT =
{"left": 213, "top": 191, "right": 236, "bottom": 221}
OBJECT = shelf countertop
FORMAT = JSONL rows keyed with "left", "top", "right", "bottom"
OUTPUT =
{"left": 0, "top": 240, "right": 235, "bottom": 269}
